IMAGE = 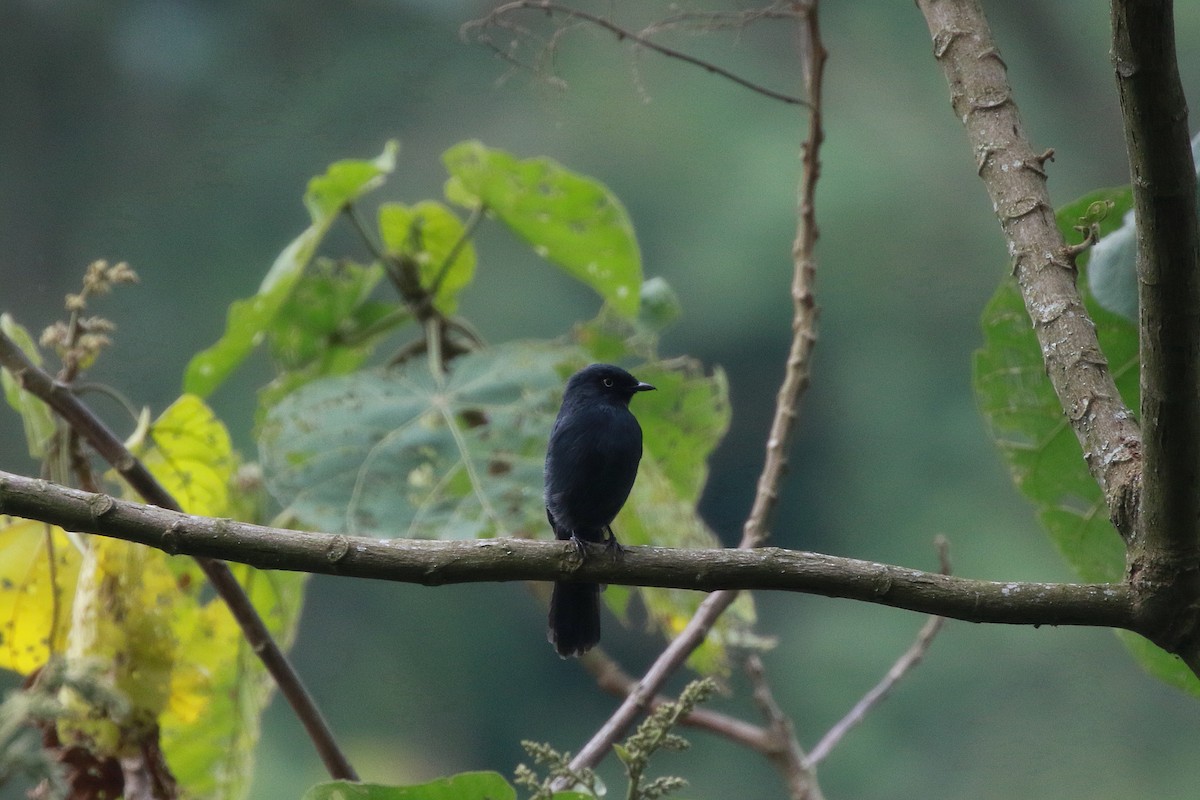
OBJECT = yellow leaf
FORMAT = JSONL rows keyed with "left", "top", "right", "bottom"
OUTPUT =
{"left": 160, "top": 563, "right": 307, "bottom": 798}
{"left": 58, "top": 537, "right": 180, "bottom": 755}
{"left": 0, "top": 517, "right": 80, "bottom": 674}
{"left": 133, "top": 394, "right": 235, "bottom": 517}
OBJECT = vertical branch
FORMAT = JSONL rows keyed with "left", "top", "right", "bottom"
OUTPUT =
{"left": 740, "top": 0, "right": 823, "bottom": 553}
{"left": 1111, "top": 1, "right": 1200, "bottom": 571}
{"left": 745, "top": 656, "right": 824, "bottom": 800}
{"left": 915, "top": 0, "right": 1143, "bottom": 539}
{"left": 565, "top": 0, "right": 825, "bottom": 779}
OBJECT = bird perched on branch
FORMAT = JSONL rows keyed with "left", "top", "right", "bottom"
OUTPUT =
{"left": 544, "top": 363, "right": 655, "bottom": 657}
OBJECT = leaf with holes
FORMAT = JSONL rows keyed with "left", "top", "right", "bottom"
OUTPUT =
{"left": 443, "top": 141, "right": 642, "bottom": 318}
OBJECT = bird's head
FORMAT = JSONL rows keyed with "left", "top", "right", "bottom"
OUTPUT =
{"left": 564, "top": 364, "right": 655, "bottom": 406}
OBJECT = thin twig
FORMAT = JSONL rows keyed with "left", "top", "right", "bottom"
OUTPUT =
{"left": 582, "top": 649, "right": 773, "bottom": 750}
{"left": 428, "top": 206, "right": 485, "bottom": 298}
{"left": 806, "top": 538, "right": 952, "bottom": 766}
{"left": 807, "top": 613, "right": 944, "bottom": 767}
{"left": 344, "top": 204, "right": 389, "bottom": 264}
{"left": 463, "top": 1, "right": 810, "bottom": 107}
{"left": 641, "top": 7, "right": 801, "bottom": 37}
{"left": 0, "top": 330, "right": 358, "bottom": 781}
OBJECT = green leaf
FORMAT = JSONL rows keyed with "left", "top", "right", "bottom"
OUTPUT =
{"left": 1115, "top": 630, "right": 1200, "bottom": 699}
{"left": 268, "top": 259, "right": 386, "bottom": 370}
{"left": 259, "top": 342, "right": 570, "bottom": 538}
{"left": 378, "top": 201, "right": 477, "bottom": 314}
{"left": 257, "top": 259, "right": 397, "bottom": 414}
{"left": 184, "top": 142, "right": 398, "bottom": 398}
{"left": 634, "top": 362, "right": 730, "bottom": 501}
{"left": 974, "top": 186, "right": 1200, "bottom": 697}
{"left": 305, "top": 140, "right": 400, "bottom": 224}
{"left": 638, "top": 276, "right": 682, "bottom": 332}
{"left": 0, "top": 314, "right": 56, "bottom": 459}
{"left": 302, "top": 772, "right": 516, "bottom": 800}
{"left": 443, "top": 141, "right": 642, "bottom": 318}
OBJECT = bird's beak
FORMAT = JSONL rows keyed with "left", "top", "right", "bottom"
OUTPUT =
{"left": 635, "top": 382, "right": 656, "bottom": 392}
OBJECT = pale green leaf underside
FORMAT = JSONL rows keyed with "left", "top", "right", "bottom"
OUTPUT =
{"left": 259, "top": 338, "right": 747, "bottom": 671}
{"left": 259, "top": 343, "right": 570, "bottom": 538}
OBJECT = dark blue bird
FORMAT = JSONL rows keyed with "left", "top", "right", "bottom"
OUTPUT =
{"left": 544, "top": 363, "right": 655, "bottom": 657}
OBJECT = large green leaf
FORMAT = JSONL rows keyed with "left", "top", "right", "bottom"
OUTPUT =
{"left": 259, "top": 338, "right": 747, "bottom": 670}
{"left": 443, "top": 141, "right": 642, "bottom": 318}
{"left": 974, "top": 187, "right": 1200, "bottom": 697}
{"left": 610, "top": 360, "right": 752, "bottom": 673}
{"left": 184, "top": 142, "right": 398, "bottom": 397}
{"left": 259, "top": 342, "right": 569, "bottom": 538}
{"left": 302, "top": 772, "right": 516, "bottom": 800}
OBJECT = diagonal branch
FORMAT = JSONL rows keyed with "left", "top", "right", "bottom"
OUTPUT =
{"left": 807, "top": 537, "right": 950, "bottom": 767}
{"left": 807, "top": 613, "right": 944, "bottom": 766}
{"left": 581, "top": 650, "right": 775, "bottom": 752}
{"left": 0, "top": 331, "right": 358, "bottom": 782}
{"left": 916, "top": 0, "right": 1143, "bottom": 540}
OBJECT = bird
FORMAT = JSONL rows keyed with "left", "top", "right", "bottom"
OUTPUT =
{"left": 544, "top": 363, "right": 655, "bottom": 657}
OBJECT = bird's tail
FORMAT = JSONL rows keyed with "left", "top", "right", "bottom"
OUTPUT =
{"left": 548, "top": 581, "right": 601, "bottom": 658}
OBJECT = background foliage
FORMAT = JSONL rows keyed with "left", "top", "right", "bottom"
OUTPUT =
{"left": 3, "top": 1, "right": 1200, "bottom": 798}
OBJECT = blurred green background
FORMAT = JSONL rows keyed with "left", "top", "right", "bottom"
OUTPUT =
{"left": 3, "top": 1, "right": 1200, "bottom": 798}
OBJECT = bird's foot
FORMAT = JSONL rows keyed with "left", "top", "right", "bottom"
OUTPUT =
{"left": 603, "top": 526, "right": 626, "bottom": 556}
{"left": 565, "top": 533, "right": 589, "bottom": 564}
